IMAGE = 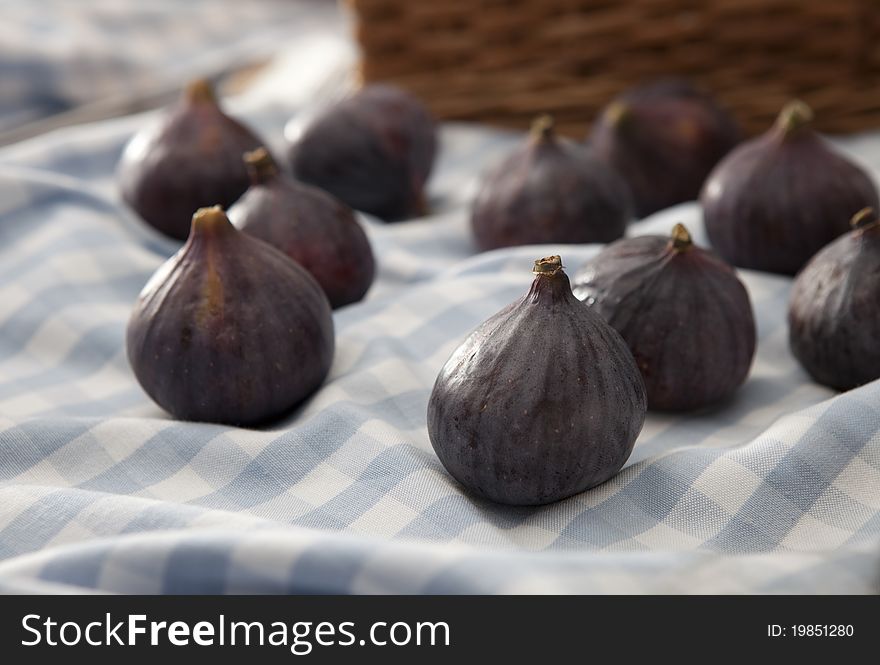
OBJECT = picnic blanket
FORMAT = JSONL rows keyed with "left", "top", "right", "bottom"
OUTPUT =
{"left": 0, "top": 0, "right": 340, "bottom": 136}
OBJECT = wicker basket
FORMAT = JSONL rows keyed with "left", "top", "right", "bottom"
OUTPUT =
{"left": 349, "top": 0, "right": 880, "bottom": 136}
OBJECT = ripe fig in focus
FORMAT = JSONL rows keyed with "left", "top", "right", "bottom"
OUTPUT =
{"left": 126, "top": 206, "right": 334, "bottom": 425}
{"left": 572, "top": 224, "right": 756, "bottom": 411}
{"left": 427, "top": 255, "right": 647, "bottom": 506}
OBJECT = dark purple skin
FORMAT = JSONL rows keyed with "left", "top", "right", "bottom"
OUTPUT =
{"left": 288, "top": 84, "right": 437, "bottom": 222}
{"left": 228, "top": 148, "right": 375, "bottom": 309}
{"left": 427, "top": 256, "right": 647, "bottom": 506}
{"left": 572, "top": 225, "right": 756, "bottom": 411}
{"left": 126, "top": 206, "right": 334, "bottom": 426}
{"left": 701, "top": 101, "right": 880, "bottom": 275}
{"left": 788, "top": 208, "right": 880, "bottom": 391}
{"left": 590, "top": 79, "right": 740, "bottom": 218}
{"left": 117, "top": 79, "right": 266, "bottom": 240}
{"left": 471, "top": 115, "right": 632, "bottom": 251}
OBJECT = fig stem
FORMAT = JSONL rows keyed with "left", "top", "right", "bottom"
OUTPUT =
{"left": 851, "top": 206, "right": 880, "bottom": 233}
{"left": 191, "top": 205, "right": 232, "bottom": 234}
{"left": 244, "top": 147, "right": 279, "bottom": 183}
{"left": 776, "top": 100, "right": 813, "bottom": 135}
{"left": 670, "top": 223, "right": 693, "bottom": 251}
{"left": 530, "top": 114, "right": 555, "bottom": 141}
{"left": 185, "top": 78, "right": 217, "bottom": 104}
{"left": 533, "top": 255, "right": 564, "bottom": 276}
{"left": 604, "top": 100, "right": 630, "bottom": 128}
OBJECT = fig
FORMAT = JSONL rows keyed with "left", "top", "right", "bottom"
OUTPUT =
{"left": 288, "top": 84, "right": 436, "bottom": 222}
{"left": 788, "top": 207, "right": 880, "bottom": 390}
{"left": 701, "top": 100, "right": 880, "bottom": 275}
{"left": 227, "top": 148, "right": 375, "bottom": 309}
{"left": 126, "top": 206, "right": 334, "bottom": 426}
{"left": 117, "top": 79, "right": 265, "bottom": 240}
{"left": 471, "top": 115, "right": 632, "bottom": 251}
{"left": 572, "top": 224, "right": 756, "bottom": 411}
{"left": 427, "top": 255, "right": 647, "bottom": 506}
{"left": 590, "top": 79, "right": 740, "bottom": 218}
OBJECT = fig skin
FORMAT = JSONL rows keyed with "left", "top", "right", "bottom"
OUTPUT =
{"left": 427, "top": 256, "right": 647, "bottom": 506}
{"left": 590, "top": 79, "right": 740, "bottom": 218}
{"left": 126, "top": 206, "right": 334, "bottom": 426}
{"left": 228, "top": 148, "right": 375, "bottom": 309}
{"left": 288, "top": 84, "right": 437, "bottom": 222}
{"left": 788, "top": 207, "right": 880, "bottom": 391}
{"left": 117, "top": 79, "right": 266, "bottom": 240}
{"left": 471, "top": 115, "right": 632, "bottom": 251}
{"left": 701, "top": 101, "right": 880, "bottom": 275}
{"left": 572, "top": 224, "right": 756, "bottom": 411}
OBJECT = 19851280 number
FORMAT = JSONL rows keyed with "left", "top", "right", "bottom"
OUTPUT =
{"left": 768, "top": 624, "right": 854, "bottom": 638}
{"left": 792, "top": 625, "right": 854, "bottom": 637}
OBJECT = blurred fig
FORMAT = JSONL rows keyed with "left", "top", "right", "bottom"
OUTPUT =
{"left": 702, "top": 100, "right": 879, "bottom": 275}
{"left": 572, "top": 224, "right": 756, "bottom": 411}
{"left": 590, "top": 79, "right": 740, "bottom": 217}
{"left": 288, "top": 84, "right": 436, "bottom": 222}
{"left": 118, "top": 79, "right": 265, "bottom": 240}
{"left": 427, "top": 255, "right": 646, "bottom": 506}
{"left": 471, "top": 115, "right": 632, "bottom": 251}
{"left": 126, "top": 206, "right": 334, "bottom": 425}
{"left": 788, "top": 207, "right": 880, "bottom": 390}
{"left": 228, "top": 148, "right": 375, "bottom": 308}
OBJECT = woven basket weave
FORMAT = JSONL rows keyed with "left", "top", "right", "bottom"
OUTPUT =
{"left": 349, "top": 0, "right": 880, "bottom": 136}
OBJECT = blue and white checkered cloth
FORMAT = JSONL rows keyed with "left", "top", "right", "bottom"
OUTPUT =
{"left": 0, "top": 0, "right": 340, "bottom": 134}
{"left": 1, "top": 4, "right": 879, "bottom": 594}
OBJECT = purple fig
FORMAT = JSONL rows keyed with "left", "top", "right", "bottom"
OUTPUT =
{"left": 788, "top": 207, "right": 880, "bottom": 390}
{"left": 228, "top": 148, "right": 375, "bottom": 309}
{"left": 288, "top": 84, "right": 436, "bottom": 222}
{"left": 701, "top": 100, "right": 880, "bottom": 275}
{"left": 572, "top": 224, "right": 756, "bottom": 411}
{"left": 590, "top": 79, "right": 740, "bottom": 218}
{"left": 117, "top": 79, "right": 265, "bottom": 240}
{"left": 471, "top": 115, "right": 632, "bottom": 251}
{"left": 126, "top": 206, "right": 334, "bottom": 425}
{"left": 427, "top": 255, "right": 646, "bottom": 506}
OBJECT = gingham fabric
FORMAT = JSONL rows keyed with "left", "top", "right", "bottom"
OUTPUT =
{"left": 1, "top": 13, "right": 880, "bottom": 594}
{"left": 0, "top": 0, "right": 339, "bottom": 134}
{"left": 1, "top": 105, "right": 879, "bottom": 593}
